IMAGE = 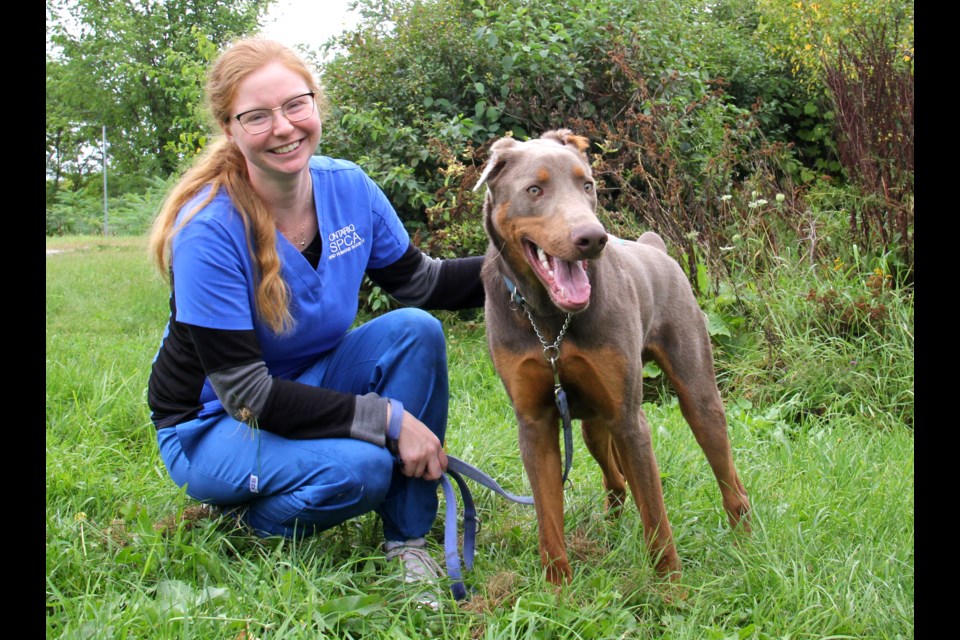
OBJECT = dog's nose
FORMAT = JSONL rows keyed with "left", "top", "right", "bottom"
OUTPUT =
{"left": 571, "top": 224, "right": 608, "bottom": 258}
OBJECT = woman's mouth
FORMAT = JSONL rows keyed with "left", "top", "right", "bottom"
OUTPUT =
{"left": 271, "top": 140, "right": 301, "bottom": 154}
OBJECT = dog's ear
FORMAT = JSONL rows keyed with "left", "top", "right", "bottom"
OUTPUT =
{"left": 473, "top": 136, "right": 520, "bottom": 192}
{"left": 541, "top": 129, "right": 591, "bottom": 154}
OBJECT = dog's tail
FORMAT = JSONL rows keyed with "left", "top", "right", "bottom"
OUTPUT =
{"left": 637, "top": 231, "right": 667, "bottom": 254}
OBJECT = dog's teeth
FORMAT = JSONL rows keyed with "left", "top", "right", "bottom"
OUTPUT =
{"left": 536, "top": 246, "right": 550, "bottom": 270}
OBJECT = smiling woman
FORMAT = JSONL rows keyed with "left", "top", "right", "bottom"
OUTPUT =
{"left": 142, "top": 37, "right": 487, "bottom": 610}
{"left": 260, "top": 0, "right": 361, "bottom": 51}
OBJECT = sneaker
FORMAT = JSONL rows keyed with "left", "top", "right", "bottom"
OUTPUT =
{"left": 384, "top": 537, "right": 444, "bottom": 609}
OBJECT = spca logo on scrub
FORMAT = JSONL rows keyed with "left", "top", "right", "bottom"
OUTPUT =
{"left": 328, "top": 224, "right": 365, "bottom": 260}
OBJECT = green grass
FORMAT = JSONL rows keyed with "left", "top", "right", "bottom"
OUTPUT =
{"left": 46, "top": 236, "right": 913, "bottom": 639}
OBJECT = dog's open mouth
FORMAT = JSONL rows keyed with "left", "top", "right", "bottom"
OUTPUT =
{"left": 522, "top": 239, "right": 591, "bottom": 312}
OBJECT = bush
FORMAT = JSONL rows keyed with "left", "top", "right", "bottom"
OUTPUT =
{"left": 46, "top": 175, "right": 172, "bottom": 237}
{"left": 320, "top": 0, "right": 808, "bottom": 274}
{"left": 823, "top": 20, "right": 914, "bottom": 277}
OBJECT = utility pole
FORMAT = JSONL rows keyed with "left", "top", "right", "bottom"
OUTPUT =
{"left": 102, "top": 125, "right": 108, "bottom": 236}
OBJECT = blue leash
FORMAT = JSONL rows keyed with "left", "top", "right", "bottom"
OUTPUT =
{"left": 437, "top": 273, "right": 575, "bottom": 601}
{"left": 438, "top": 455, "right": 534, "bottom": 601}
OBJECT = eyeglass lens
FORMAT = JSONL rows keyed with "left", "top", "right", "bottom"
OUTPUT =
{"left": 238, "top": 94, "right": 315, "bottom": 133}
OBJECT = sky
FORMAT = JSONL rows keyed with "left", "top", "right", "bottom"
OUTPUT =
{"left": 259, "top": 0, "right": 362, "bottom": 54}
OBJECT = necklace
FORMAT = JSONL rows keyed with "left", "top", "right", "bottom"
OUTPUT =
{"left": 277, "top": 187, "right": 316, "bottom": 248}
{"left": 279, "top": 218, "right": 308, "bottom": 247}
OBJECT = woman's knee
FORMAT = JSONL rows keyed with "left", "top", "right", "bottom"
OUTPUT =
{"left": 246, "top": 447, "right": 395, "bottom": 538}
{"left": 390, "top": 308, "right": 444, "bottom": 348}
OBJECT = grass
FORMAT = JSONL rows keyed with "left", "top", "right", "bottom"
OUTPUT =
{"left": 46, "top": 235, "right": 913, "bottom": 639}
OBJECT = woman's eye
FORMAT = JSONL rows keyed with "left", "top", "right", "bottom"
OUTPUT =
{"left": 286, "top": 99, "right": 309, "bottom": 113}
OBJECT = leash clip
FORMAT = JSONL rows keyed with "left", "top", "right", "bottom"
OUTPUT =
{"left": 546, "top": 352, "right": 563, "bottom": 397}
{"left": 544, "top": 347, "right": 560, "bottom": 369}
{"left": 503, "top": 274, "right": 526, "bottom": 311}
{"left": 509, "top": 289, "right": 525, "bottom": 311}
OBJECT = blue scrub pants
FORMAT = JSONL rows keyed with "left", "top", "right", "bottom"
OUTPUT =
{"left": 156, "top": 308, "right": 447, "bottom": 543}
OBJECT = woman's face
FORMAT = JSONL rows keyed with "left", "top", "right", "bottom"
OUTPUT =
{"left": 223, "top": 62, "right": 321, "bottom": 186}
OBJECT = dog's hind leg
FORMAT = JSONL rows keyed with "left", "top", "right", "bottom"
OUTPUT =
{"left": 581, "top": 421, "right": 627, "bottom": 515}
{"left": 679, "top": 388, "right": 751, "bottom": 532}
{"left": 652, "top": 341, "right": 752, "bottom": 532}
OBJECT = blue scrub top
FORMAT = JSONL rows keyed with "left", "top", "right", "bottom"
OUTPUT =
{"left": 171, "top": 156, "right": 410, "bottom": 397}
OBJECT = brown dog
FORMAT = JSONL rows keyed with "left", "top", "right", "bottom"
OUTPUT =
{"left": 474, "top": 129, "right": 751, "bottom": 585}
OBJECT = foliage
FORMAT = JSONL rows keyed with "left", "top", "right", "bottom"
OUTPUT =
{"left": 46, "top": 58, "right": 105, "bottom": 201}
{"left": 752, "top": 0, "right": 914, "bottom": 180}
{"left": 419, "top": 139, "right": 488, "bottom": 259}
{"left": 46, "top": 190, "right": 107, "bottom": 237}
{"left": 360, "top": 275, "right": 395, "bottom": 314}
{"left": 321, "top": 0, "right": 495, "bottom": 136}
{"left": 320, "top": 0, "right": 804, "bottom": 264}
{"left": 320, "top": 0, "right": 496, "bottom": 232}
{"left": 755, "top": 0, "right": 914, "bottom": 90}
{"left": 45, "top": 0, "right": 270, "bottom": 205}
{"left": 694, "top": 185, "right": 914, "bottom": 430}
{"left": 318, "top": 0, "right": 917, "bottom": 277}
{"left": 47, "top": 175, "right": 173, "bottom": 237}
{"left": 45, "top": 0, "right": 914, "bottom": 301}
{"left": 822, "top": 20, "right": 914, "bottom": 277}
{"left": 333, "top": 104, "right": 436, "bottom": 220}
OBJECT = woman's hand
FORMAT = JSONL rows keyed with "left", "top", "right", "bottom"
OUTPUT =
{"left": 393, "top": 408, "right": 448, "bottom": 481}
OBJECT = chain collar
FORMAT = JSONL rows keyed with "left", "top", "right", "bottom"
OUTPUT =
{"left": 502, "top": 275, "right": 573, "bottom": 369}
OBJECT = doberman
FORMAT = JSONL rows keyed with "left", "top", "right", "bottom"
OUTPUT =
{"left": 473, "top": 129, "right": 751, "bottom": 585}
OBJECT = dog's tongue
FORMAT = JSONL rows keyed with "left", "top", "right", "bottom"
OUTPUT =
{"left": 552, "top": 259, "right": 591, "bottom": 307}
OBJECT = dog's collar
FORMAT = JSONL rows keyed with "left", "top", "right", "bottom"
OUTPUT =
{"left": 502, "top": 274, "right": 526, "bottom": 308}
{"left": 503, "top": 273, "right": 573, "bottom": 361}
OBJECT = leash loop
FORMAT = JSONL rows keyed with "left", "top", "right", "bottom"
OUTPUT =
{"left": 439, "top": 471, "right": 474, "bottom": 601}
{"left": 439, "top": 455, "right": 533, "bottom": 602}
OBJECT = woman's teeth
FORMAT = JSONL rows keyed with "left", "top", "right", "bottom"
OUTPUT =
{"left": 272, "top": 141, "right": 300, "bottom": 154}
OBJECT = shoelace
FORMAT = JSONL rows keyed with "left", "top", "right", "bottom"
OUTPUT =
{"left": 387, "top": 544, "right": 444, "bottom": 583}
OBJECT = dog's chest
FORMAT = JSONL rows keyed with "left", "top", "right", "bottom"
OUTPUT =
{"left": 490, "top": 336, "right": 633, "bottom": 422}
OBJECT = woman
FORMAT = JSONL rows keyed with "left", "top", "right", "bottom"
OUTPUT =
{"left": 146, "top": 38, "right": 483, "bottom": 602}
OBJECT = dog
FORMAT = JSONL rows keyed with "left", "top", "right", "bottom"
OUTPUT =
{"left": 473, "top": 129, "right": 751, "bottom": 585}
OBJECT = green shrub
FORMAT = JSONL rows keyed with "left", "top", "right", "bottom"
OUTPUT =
{"left": 47, "top": 175, "right": 172, "bottom": 237}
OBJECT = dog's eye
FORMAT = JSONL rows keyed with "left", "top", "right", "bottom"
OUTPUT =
{"left": 527, "top": 186, "right": 542, "bottom": 196}
{"left": 584, "top": 182, "right": 594, "bottom": 193}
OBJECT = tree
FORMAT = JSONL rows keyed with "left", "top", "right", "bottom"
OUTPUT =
{"left": 46, "top": 0, "right": 273, "bottom": 199}
{"left": 46, "top": 57, "right": 103, "bottom": 200}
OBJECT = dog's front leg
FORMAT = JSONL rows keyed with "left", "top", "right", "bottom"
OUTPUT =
{"left": 518, "top": 414, "right": 571, "bottom": 585}
{"left": 614, "top": 411, "right": 682, "bottom": 579}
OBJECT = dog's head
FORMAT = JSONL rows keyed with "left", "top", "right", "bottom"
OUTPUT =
{"left": 475, "top": 129, "right": 608, "bottom": 313}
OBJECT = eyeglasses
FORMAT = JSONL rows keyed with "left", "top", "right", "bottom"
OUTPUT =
{"left": 233, "top": 92, "right": 316, "bottom": 134}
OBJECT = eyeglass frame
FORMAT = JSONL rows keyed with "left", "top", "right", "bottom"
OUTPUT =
{"left": 232, "top": 92, "right": 317, "bottom": 134}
